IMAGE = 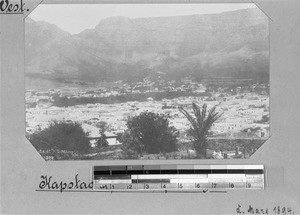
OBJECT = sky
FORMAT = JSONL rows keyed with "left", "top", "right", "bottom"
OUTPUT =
{"left": 28, "top": 3, "right": 257, "bottom": 35}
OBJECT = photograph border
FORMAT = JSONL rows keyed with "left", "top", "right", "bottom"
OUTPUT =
{"left": 1, "top": 0, "right": 300, "bottom": 214}
{"left": 24, "top": 0, "right": 271, "bottom": 162}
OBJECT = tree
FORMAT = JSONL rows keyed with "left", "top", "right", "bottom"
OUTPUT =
{"left": 179, "top": 103, "right": 222, "bottom": 159}
{"left": 96, "top": 121, "right": 109, "bottom": 147}
{"left": 96, "top": 121, "right": 109, "bottom": 134}
{"left": 96, "top": 133, "right": 109, "bottom": 148}
{"left": 28, "top": 120, "right": 91, "bottom": 154}
{"left": 122, "top": 112, "right": 178, "bottom": 158}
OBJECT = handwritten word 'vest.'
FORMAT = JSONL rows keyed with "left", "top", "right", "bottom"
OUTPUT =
{"left": 0, "top": 0, "right": 28, "bottom": 14}
{"left": 38, "top": 174, "right": 93, "bottom": 193}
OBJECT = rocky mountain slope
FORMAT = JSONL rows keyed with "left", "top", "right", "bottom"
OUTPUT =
{"left": 25, "top": 8, "right": 269, "bottom": 84}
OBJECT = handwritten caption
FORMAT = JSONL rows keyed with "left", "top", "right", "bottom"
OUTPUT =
{"left": 236, "top": 204, "right": 296, "bottom": 214}
{"left": 0, "top": 0, "right": 28, "bottom": 14}
{"left": 38, "top": 174, "right": 93, "bottom": 192}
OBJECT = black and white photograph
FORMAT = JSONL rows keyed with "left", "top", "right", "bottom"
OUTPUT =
{"left": 2, "top": 0, "right": 300, "bottom": 214}
{"left": 25, "top": 3, "right": 270, "bottom": 161}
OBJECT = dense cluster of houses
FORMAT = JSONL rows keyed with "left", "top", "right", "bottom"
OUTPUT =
{"left": 26, "top": 80, "right": 269, "bottom": 147}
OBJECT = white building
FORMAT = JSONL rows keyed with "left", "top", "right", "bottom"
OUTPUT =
{"left": 82, "top": 124, "right": 121, "bottom": 146}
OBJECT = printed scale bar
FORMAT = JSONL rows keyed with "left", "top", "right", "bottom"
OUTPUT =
{"left": 93, "top": 165, "right": 264, "bottom": 175}
{"left": 93, "top": 165, "right": 264, "bottom": 190}
{"left": 93, "top": 181, "right": 263, "bottom": 190}
{"left": 94, "top": 175, "right": 263, "bottom": 184}
{"left": 95, "top": 174, "right": 249, "bottom": 181}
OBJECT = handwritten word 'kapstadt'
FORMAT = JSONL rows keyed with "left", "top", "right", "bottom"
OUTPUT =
{"left": 0, "top": 0, "right": 28, "bottom": 14}
{"left": 38, "top": 174, "right": 93, "bottom": 192}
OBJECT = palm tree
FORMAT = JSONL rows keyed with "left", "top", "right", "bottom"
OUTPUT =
{"left": 179, "top": 103, "right": 222, "bottom": 159}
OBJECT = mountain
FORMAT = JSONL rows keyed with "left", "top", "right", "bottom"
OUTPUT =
{"left": 25, "top": 8, "right": 269, "bottom": 84}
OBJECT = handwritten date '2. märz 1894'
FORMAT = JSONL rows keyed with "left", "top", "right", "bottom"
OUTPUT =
{"left": 236, "top": 204, "right": 295, "bottom": 214}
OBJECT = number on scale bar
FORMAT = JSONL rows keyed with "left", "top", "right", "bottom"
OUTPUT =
{"left": 99, "top": 185, "right": 108, "bottom": 189}
{"left": 94, "top": 181, "right": 261, "bottom": 190}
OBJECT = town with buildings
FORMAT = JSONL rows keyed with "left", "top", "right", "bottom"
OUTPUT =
{"left": 25, "top": 78, "right": 269, "bottom": 160}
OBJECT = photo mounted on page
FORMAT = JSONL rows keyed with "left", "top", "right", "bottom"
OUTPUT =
{"left": 25, "top": 4, "right": 270, "bottom": 161}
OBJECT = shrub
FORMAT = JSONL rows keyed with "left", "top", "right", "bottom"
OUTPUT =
{"left": 121, "top": 111, "right": 178, "bottom": 158}
{"left": 28, "top": 120, "right": 91, "bottom": 154}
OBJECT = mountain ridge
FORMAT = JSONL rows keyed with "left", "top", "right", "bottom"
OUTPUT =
{"left": 25, "top": 8, "right": 269, "bottom": 84}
